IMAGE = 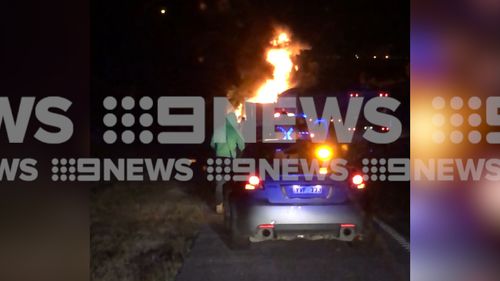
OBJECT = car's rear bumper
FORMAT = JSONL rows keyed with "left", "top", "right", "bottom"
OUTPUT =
{"left": 233, "top": 201, "right": 363, "bottom": 242}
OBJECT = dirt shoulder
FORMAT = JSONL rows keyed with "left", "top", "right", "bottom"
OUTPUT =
{"left": 91, "top": 182, "right": 206, "bottom": 281}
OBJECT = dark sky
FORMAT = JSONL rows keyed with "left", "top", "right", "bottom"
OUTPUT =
{"left": 90, "top": 0, "right": 408, "bottom": 156}
{"left": 92, "top": 0, "right": 409, "bottom": 98}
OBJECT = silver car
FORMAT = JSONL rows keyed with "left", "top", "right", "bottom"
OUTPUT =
{"left": 223, "top": 140, "right": 367, "bottom": 248}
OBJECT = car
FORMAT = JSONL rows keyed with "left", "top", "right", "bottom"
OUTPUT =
{"left": 223, "top": 116, "right": 368, "bottom": 248}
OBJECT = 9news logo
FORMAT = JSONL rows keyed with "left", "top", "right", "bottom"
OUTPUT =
{"left": 431, "top": 96, "right": 500, "bottom": 144}
{"left": 101, "top": 95, "right": 404, "bottom": 145}
{"left": 102, "top": 96, "right": 205, "bottom": 144}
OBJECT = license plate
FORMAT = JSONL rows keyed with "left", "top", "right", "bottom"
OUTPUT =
{"left": 292, "top": 185, "right": 322, "bottom": 194}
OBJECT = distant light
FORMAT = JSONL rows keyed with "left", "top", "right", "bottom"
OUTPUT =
{"left": 355, "top": 54, "right": 359, "bottom": 59}
{"left": 319, "top": 167, "right": 328, "bottom": 175}
{"left": 160, "top": 9, "right": 166, "bottom": 14}
{"left": 385, "top": 55, "right": 390, "bottom": 59}
{"left": 294, "top": 65, "right": 299, "bottom": 71}
{"left": 199, "top": 2, "right": 207, "bottom": 11}
{"left": 373, "top": 55, "right": 377, "bottom": 59}
{"left": 274, "top": 112, "right": 281, "bottom": 118}
{"left": 287, "top": 112, "right": 295, "bottom": 117}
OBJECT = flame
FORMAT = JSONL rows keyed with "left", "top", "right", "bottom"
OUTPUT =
{"left": 248, "top": 31, "right": 297, "bottom": 103}
{"left": 271, "top": 32, "right": 290, "bottom": 46}
{"left": 234, "top": 103, "right": 243, "bottom": 121}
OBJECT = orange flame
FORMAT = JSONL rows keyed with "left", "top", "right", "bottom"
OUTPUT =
{"left": 248, "top": 31, "right": 298, "bottom": 104}
{"left": 234, "top": 103, "right": 243, "bottom": 121}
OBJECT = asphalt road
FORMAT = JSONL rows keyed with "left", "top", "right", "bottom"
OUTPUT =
{"left": 176, "top": 215, "right": 409, "bottom": 281}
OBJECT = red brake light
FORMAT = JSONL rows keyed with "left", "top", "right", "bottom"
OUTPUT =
{"left": 258, "top": 224, "right": 275, "bottom": 229}
{"left": 248, "top": 176, "right": 260, "bottom": 186}
{"left": 341, "top": 224, "right": 356, "bottom": 228}
{"left": 245, "top": 176, "right": 261, "bottom": 190}
{"left": 352, "top": 175, "right": 364, "bottom": 185}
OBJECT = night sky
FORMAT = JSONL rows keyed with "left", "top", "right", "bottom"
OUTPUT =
{"left": 91, "top": 0, "right": 409, "bottom": 156}
{"left": 92, "top": 0, "right": 408, "bottom": 97}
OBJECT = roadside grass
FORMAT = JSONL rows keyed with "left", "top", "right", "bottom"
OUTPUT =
{"left": 91, "top": 182, "right": 205, "bottom": 281}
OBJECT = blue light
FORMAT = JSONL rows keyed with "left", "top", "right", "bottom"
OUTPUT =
{"left": 276, "top": 127, "right": 295, "bottom": 140}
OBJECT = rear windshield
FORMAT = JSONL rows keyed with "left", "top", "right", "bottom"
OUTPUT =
{"left": 241, "top": 140, "right": 315, "bottom": 161}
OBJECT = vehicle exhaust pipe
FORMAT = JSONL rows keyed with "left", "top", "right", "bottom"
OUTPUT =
{"left": 257, "top": 224, "right": 275, "bottom": 240}
{"left": 340, "top": 224, "right": 356, "bottom": 240}
{"left": 262, "top": 229, "right": 272, "bottom": 238}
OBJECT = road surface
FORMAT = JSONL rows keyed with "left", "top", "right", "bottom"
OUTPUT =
{"left": 176, "top": 215, "right": 409, "bottom": 281}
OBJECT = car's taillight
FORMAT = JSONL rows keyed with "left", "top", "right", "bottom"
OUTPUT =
{"left": 258, "top": 224, "right": 275, "bottom": 229}
{"left": 245, "top": 175, "right": 261, "bottom": 190}
{"left": 245, "top": 184, "right": 256, "bottom": 190}
{"left": 341, "top": 223, "right": 356, "bottom": 228}
{"left": 352, "top": 174, "right": 365, "bottom": 189}
{"left": 249, "top": 175, "right": 260, "bottom": 185}
{"left": 352, "top": 175, "right": 363, "bottom": 185}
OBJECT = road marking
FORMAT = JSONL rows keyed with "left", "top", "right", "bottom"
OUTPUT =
{"left": 373, "top": 217, "right": 410, "bottom": 252}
